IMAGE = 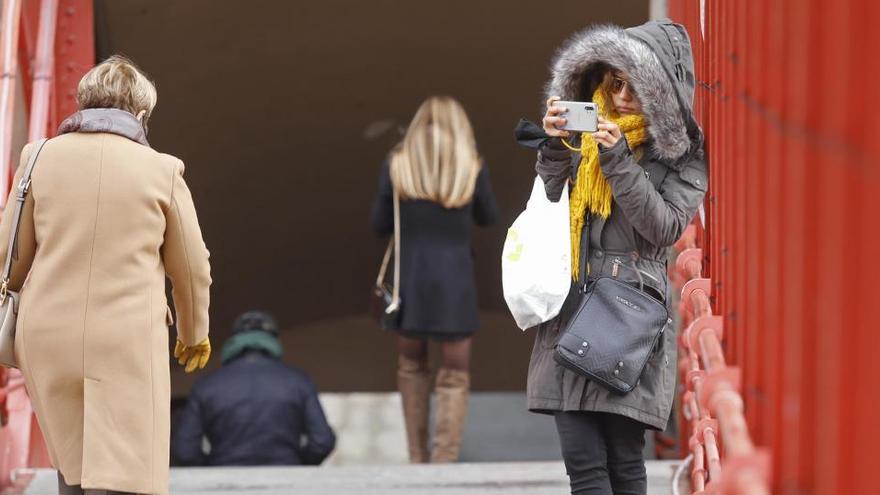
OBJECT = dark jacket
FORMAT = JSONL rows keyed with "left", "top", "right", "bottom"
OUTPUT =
{"left": 172, "top": 351, "right": 336, "bottom": 466}
{"left": 526, "top": 21, "right": 708, "bottom": 430}
{"left": 370, "top": 162, "right": 497, "bottom": 339}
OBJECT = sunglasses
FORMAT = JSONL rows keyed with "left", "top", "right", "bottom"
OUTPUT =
{"left": 610, "top": 76, "right": 632, "bottom": 95}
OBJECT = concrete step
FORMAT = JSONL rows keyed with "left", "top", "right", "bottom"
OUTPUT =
{"left": 317, "top": 392, "right": 564, "bottom": 465}
{"left": 314, "top": 392, "right": 670, "bottom": 465}
{"left": 24, "top": 461, "right": 682, "bottom": 494}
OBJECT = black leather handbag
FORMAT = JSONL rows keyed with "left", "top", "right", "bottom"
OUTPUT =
{"left": 369, "top": 188, "right": 402, "bottom": 331}
{"left": 554, "top": 266, "right": 671, "bottom": 395}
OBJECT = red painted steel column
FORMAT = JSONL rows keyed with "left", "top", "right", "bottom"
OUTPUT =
{"left": 53, "top": 0, "right": 94, "bottom": 129}
{"left": 0, "top": 0, "right": 23, "bottom": 205}
{"left": 27, "top": 0, "right": 59, "bottom": 142}
{"left": 669, "top": 0, "right": 880, "bottom": 493}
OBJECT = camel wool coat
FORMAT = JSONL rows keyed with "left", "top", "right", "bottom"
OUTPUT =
{"left": 0, "top": 128, "right": 211, "bottom": 494}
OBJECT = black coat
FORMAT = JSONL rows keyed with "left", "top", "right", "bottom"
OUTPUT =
{"left": 172, "top": 351, "right": 336, "bottom": 466}
{"left": 370, "top": 162, "right": 497, "bottom": 339}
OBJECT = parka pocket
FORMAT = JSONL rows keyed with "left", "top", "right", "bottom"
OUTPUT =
{"left": 538, "top": 318, "right": 562, "bottom": 350}
{"left": 596, "top": 255, "right": 666, "bottom": 303}
{"left": 679, "top": 162, "right": 708, "bottom": 192}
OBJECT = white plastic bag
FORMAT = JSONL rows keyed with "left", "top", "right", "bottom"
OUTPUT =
{"left": 502, "top": 176, "right": 571, "bottom": 330}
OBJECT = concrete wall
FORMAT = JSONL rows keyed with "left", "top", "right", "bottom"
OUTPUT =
{"left": 94, "top": 0, "right": 648, "bottom": 394}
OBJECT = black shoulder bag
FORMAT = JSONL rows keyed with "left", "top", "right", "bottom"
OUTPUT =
{"left": 553, "top": 220, "right": 671, "bottom": 394}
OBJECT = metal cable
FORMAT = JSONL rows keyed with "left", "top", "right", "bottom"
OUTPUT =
{"left": 672, "top": 453, "right": 694, "bottom": 495}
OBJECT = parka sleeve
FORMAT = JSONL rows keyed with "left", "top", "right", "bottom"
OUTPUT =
{"left": 0, "top": 143, "right": 38, "bottom": 292}
{"left": 369, "top": 161, "right": 393, "bottom": 236}
{"left": 534, "top": 138, "right": 573, "bottom": 202}
{"left": 162, "top": 160, "right": 212, "bottom": 346}
{"left": 599, "top": 137, "right": 708, "bottom": 247}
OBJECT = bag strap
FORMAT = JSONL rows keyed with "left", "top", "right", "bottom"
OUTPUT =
{"left": 375, "top": 240, "right": 393, "bottom": 286}
{"left": 1, "top": 139, "right": 48, "bottom": 297}
{"left": 389, "top": 188, "right": 401, "bottom": 310}
{"left": 374, "top": 188, "right": 402, "bottom": 310}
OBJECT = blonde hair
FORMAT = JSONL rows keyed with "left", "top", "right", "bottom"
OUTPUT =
{"left": 76, "top": 55, "right": 157, "bottom": 123}
{"left": 390, "top": 97, "right": 480, "bottom": 209}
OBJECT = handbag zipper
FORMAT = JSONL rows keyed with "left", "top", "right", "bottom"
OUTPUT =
{"left": 611, "top": 257, "right": 661, "bottom": 284}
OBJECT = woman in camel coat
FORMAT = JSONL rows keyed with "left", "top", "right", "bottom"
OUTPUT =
{"left": 0, "top": 56, "right": 212, "bottom": 494}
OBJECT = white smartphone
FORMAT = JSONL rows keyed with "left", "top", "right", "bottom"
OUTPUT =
{"left": 554, "top": 101, "right": 599, "bottom": 133}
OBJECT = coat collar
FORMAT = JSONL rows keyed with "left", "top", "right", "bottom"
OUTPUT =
{"left": 58, "top": 108, "right": 150, "bottom": 146}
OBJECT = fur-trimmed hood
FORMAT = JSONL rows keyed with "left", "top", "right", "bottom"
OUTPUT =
{"left": 545, "top": 20, "right": 703, "bottom": 165}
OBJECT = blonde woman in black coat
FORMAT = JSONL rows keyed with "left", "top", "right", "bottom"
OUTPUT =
{"left": 370, "top": 96, "right": 496, "bottom": 463}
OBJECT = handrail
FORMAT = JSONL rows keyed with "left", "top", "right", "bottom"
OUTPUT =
{"left": 674, "top": 222, "right": 771, "bottom": 494}
{"left": 0, "top": 0, "right": 23, "bottom": 206}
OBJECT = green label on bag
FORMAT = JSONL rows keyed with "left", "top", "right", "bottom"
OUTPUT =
{"left": 504, "top": 228, "right": 523, "bottom": 262}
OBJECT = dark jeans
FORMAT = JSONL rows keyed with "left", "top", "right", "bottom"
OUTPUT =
{"left": 554, "top": 411, "right": 647, "bottom": 495}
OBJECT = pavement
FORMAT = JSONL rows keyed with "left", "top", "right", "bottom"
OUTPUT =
{"left": 21, "top": 392, "right": 687, "bottom": 493}
{"left": 25, "top": 461, "right": 683, "bottom": 494}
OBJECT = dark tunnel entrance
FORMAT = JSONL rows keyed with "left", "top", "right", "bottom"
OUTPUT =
{"left": 94, "top": 0, "right": 649, "bottom": 395}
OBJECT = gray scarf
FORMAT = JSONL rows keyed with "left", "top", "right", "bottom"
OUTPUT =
{"left": 57, "top": 108, "right": 149, "bottom": 146}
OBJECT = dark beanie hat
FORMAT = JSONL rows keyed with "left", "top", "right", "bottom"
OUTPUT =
{"left": 232, "top": 310, "right": 279, "bottom": 336}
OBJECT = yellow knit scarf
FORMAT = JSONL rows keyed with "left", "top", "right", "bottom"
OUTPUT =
{"left": 567, "top": 87, "right": 648, "bottom": 280}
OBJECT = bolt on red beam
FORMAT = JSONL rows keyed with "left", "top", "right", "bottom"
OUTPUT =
{"left": 676, "top": 248, "right": 703, "bottom": 282}
{"left": 681, "top": 278, "right": 712, "bottom": 327}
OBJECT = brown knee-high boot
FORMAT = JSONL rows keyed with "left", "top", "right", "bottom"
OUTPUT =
{"left": 397, "top": 355, "right": 431, "bottom": 463}
{"left": 431, "top": 368, "right": 470, "bottom": 463}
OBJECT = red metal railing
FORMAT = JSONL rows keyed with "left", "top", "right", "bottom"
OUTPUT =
{"left": 674, "top": 222, "right": 770, "bottom": 494}
{"left": 669, "top": 0, "right": 880, "bottom": 493}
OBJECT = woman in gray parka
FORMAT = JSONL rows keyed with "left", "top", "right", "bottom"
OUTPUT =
{"left": 525, "top": 21, "right": 707, "bottom": 494}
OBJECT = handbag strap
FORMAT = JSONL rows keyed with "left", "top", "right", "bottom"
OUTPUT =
{"left": 389, "top": 188, "right": 401, "bottom": 309}
{"left": 374, "top": 188, "right": 402, "bottom": 310}
{"left": 375, "top": 240, "right": 393, "bottom": 286}
{"left": 1, "top": 139, "right": 48, "bottom": 299}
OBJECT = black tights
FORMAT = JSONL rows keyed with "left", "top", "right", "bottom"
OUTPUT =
{"left": 397, "top": 335, "right": 471, "bottom": 371}
{"left": 554, "top": 411, "right": 647, "bottom": 495}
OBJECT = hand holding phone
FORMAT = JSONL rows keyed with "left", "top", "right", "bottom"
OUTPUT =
{"left": 553, "top": 101, "right": 598, "bottom": 133}
{"left": 542, "top": 96, "right": 570, "bottom": 138}
{"left": 543, "top": 96, "right": 599, "bottom": 138}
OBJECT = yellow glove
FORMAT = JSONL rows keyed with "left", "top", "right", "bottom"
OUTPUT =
{"left": 173, "top": 338, "right": 211, "bottom": 373}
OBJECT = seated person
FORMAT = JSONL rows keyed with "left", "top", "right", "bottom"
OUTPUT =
{"left": 172, "top": 311, "right": 336, "bottom": 466}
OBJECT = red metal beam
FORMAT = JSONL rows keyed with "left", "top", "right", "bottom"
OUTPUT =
{"left": 18, "top": 0, "right": 41, "bottom": 108}
{"left": 0, "top": 0, "right": 23, "bottom": 205}
{"left": 27, "top": 0, "right": 58, "bottom": 141}
{"left": 53, "top": 0, "right": 94, "bottom": 130}
{"left": 674, "top": 231, "right": 770, "bottom": 493}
